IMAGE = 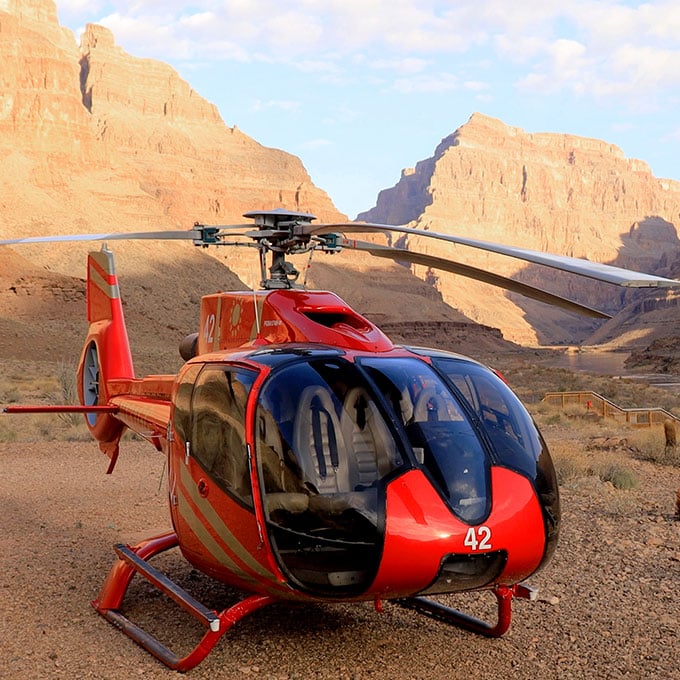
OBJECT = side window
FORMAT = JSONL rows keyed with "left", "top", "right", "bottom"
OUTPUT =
{"left": 173, "top": 364, "right": 202, "bottom": 444}
{"left": 190, "top": 366, "right": 256, "bottom": 506}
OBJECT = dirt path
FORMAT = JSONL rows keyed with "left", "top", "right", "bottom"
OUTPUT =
{"left": 1, "top": 440, "right": 679, "bottom": 679}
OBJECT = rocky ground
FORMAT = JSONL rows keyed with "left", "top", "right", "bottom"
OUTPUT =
{"left": 1, "top": 435, "right": 678, "bottom": 680}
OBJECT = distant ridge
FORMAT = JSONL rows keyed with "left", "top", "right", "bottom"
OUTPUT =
{"left": 359, "top": 113, "right": 680, "bottom": 346}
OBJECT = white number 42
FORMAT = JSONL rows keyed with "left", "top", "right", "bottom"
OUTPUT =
{"left": 464, "top": 526, "right": 492, "bottom": 551}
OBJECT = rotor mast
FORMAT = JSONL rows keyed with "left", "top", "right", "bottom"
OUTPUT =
{"left": 243, "top": 209, "right": 318, "bottom": 289}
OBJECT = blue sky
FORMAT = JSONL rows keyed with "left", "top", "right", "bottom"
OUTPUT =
{"left": 55, "top": 1, "right": 680, "bottom": 219}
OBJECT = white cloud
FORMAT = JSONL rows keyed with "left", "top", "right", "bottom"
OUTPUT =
{"left": 370, "top": 58, "right": 429, "bottom": 75}
{"left": 609, "top": 45, "right": 680, "bottom": 89}
{"left": 611, "top": 121, "right": 635, "bottom": 133}
{"left": 296, "top": 60, "right": 344, "bottom": 75}
{"left": 463, "top": 80, "right": 490, "bottom": 92}
{"left": 322, "top": 106, "right": 359, "bottom": 126}
{"left": 664, "top": 128, "right": 680, "bottom": 144}
{"left": 60, "top": 1, "right": 680, "bottom": 110}
{"left": 301, "top": 138, "right": 333, "bottom": 149}
{"left": 391, "top": 72, "right": 459, "bottom": 94}
{"left": 58, "top": 0, "right": 106, "bottom": 11}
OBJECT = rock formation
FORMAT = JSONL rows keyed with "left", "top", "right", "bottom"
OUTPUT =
{"left": 2, "top": 2, "right": 679, "bottom": 361}
{"left": 1, "top": 0, "right": 481, "bottom": 371}
{"left": 0, "top": 0, "right": 342, "bottom": 239}
{"left": 359, "top": 113, "right": 680, "bottom": 345}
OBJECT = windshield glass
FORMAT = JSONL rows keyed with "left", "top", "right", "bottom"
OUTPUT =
{"left": 431, "top": 356, "right": 561, "bottom": 561}
{"left": 431, "top": 358, "right": 544, "bottom": 478}
{"left": 360, "top": 357, "right": 490, "bottom": 524}
{"left": 256, "top": 357, "right": 402, "bottom": 595}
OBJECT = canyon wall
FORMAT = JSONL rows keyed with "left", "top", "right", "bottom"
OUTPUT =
{"left": 1, "top": 0, "right": 473, "bottom": 371}
{"left": 3, "top": 1, "right": 679, "bottom": 358}
{"left": 0, "top": 0, "right": 342, "bottom": 240}
{"left": 359, "top": 113, "right": 680, "bottom": 345}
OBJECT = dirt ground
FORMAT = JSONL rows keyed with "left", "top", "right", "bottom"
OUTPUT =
{"left": 0, "top": 437, "right": 678, "bottom": 680}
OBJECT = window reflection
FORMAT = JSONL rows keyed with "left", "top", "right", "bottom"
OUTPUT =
{"left": 190, "top": 366, "right": 256, "bottom": 507}
{"left": 256, "top": 358, "right": 401, "bottom": 595}
{"left": 257, "top": 359, "right": 401, "bottom": 521}
{"left": 433, "top": 358, "right": 543, "bottom": 478}
{"left": 361, "top": 357, "right": 490, "bottom": 524}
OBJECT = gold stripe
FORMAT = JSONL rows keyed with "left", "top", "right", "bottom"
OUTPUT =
{"left": 178, "top": 464, "right": 277, "bottom": 583}
{"left": 89, "top": 264, "right": 119, "bottom": 299}
{"left": 176, "top": 488, "right": 261, "bottom": 587}
{"left": 89, "top": 250, "right": 120, "bottom": 298}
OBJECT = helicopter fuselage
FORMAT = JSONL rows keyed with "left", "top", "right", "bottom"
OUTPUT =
{"left": 100, "top": 288, "right": 559, "bottom": 603}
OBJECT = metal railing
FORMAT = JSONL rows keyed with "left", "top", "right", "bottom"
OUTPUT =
{"left": 542, "top": 391, "right": 680, "bottom": 428}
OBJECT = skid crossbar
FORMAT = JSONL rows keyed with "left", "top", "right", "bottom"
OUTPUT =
{"left": 92, "top": 531, "right": 275, "bottom": 671}
{"left": 396, "top": 583, "right": 537, "bottom": 638}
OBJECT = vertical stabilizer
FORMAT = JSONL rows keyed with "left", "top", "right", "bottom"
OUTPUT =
{"left": 77, "top": 246, "right": 134, "bottom": 469}
{"left": 84, "top": 247, "right": 134, "bottom": 378}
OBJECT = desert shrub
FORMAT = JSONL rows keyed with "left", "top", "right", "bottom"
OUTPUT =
{"left": 597, "top": 461, "right": 638, "bottom": 490}
{"left": 0, "top": 421, "right": 18, "bottom": 442}
{"left": 549, "top": 441, "right": 590, "bottom": 484}
{"left": 627, "top": 426, "right": 680, "bottom": 467}
{"left": 549, "top": 440, "right": 638, "bottom": 489}
{"left": 49, "top": 361, "right": 82, "bottom": 427}
{"left": 0, "top": 387, "right": 21, "bottom": 403}
{"left": 62, "top": 423, "right": 95, "bottom": 442}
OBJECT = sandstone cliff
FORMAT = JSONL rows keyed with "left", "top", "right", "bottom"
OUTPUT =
{"left": 0, "top": 0, "right": 342, "bottom": 238}
{"left": 3, "top": 1, "right": 677, "bottom": 363}
{"left": 1, "top": 0, "right": 483, "bottom": 371}
{"left": 359, "top": 113, "right": 680, "bottom": 346}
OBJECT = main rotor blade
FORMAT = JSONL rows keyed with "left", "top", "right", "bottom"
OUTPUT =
{"left": 340, "top": 238, "right": 611, "bottom": 319}
{"left": 0, "top": 230, "right": 200, "bottom": 245}
{"left": 304, "top": 222, "right": 680, "bottom": 289}
{"left": 0, "top": 224, "right": 253, "bottom": 246}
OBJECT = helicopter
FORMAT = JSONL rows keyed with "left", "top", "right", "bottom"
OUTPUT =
{"left": 2, "top": 208, "right": 679, "bottom": 671}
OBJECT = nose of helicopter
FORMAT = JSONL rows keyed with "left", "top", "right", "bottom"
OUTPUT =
{"left": 369, "top": 466, "right": 547, "bottom": 598}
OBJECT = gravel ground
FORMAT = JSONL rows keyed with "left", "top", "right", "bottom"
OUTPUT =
{"left": 1, "top": 440, "right": 678, "bottom": 679}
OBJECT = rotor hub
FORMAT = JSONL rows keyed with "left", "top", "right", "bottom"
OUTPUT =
{"left": 243, "top": 209, "right": 318, "bottom": 289}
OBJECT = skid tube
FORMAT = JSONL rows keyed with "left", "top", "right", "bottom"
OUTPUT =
{"left": 395, "top": 583, "right": 537, "bottom": 638}
{"left": 92, "top": 531, "right": 276, "bottom": 671}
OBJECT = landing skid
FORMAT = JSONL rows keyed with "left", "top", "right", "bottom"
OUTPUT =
{"left": 396, "top": 583, "right": 537, "bottom": 637}
{"left": 92, "top": 531, "right": 275, "bottom": 671}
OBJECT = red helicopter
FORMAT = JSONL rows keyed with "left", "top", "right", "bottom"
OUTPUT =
{"left": 2, "top": 209, "right": 678, "bottom": 671}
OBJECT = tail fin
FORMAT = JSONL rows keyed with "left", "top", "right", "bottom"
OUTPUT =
{"left": 77, "top": 246, "right": 135, "bottom": 468}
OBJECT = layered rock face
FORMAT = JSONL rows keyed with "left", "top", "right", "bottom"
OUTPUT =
{"left": 360, "top": 113, "right": 680, "bottom": 345}
{"left": 0, "top": 0, "right": 343, "bottom": 244}
{"left": 1, "top": 0, "right": 476, "bottom": 370}
{"left": 78, "top": 23, "right": 338, "bottom": 226}
{"left": 3, "top": 2, "right": 678, "bottom": 355}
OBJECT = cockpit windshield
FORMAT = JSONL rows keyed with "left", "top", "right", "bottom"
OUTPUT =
{"left": 359, "top": 357, "right": 491, "bottom": 524}
{"left": 430, "top": 357, "right": 544, "bottom": 477}
{"left": 255, "top": 352, "right": 559, "bottom": 595}
{"left": 256, "top": 357, "right": 402, "bottom": 595}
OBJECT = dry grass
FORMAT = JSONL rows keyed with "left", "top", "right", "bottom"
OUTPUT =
{"left": 626, "top": 426, "right": 680, "bottom": 466}
{"left": 2, "top": 357, "right": 679, "bottom": 493}
{"left": 0, "top": 359, "right": 90, "bottom": 441}
{"left": 547, "top": 439, "right": 639, "bottom": 490}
